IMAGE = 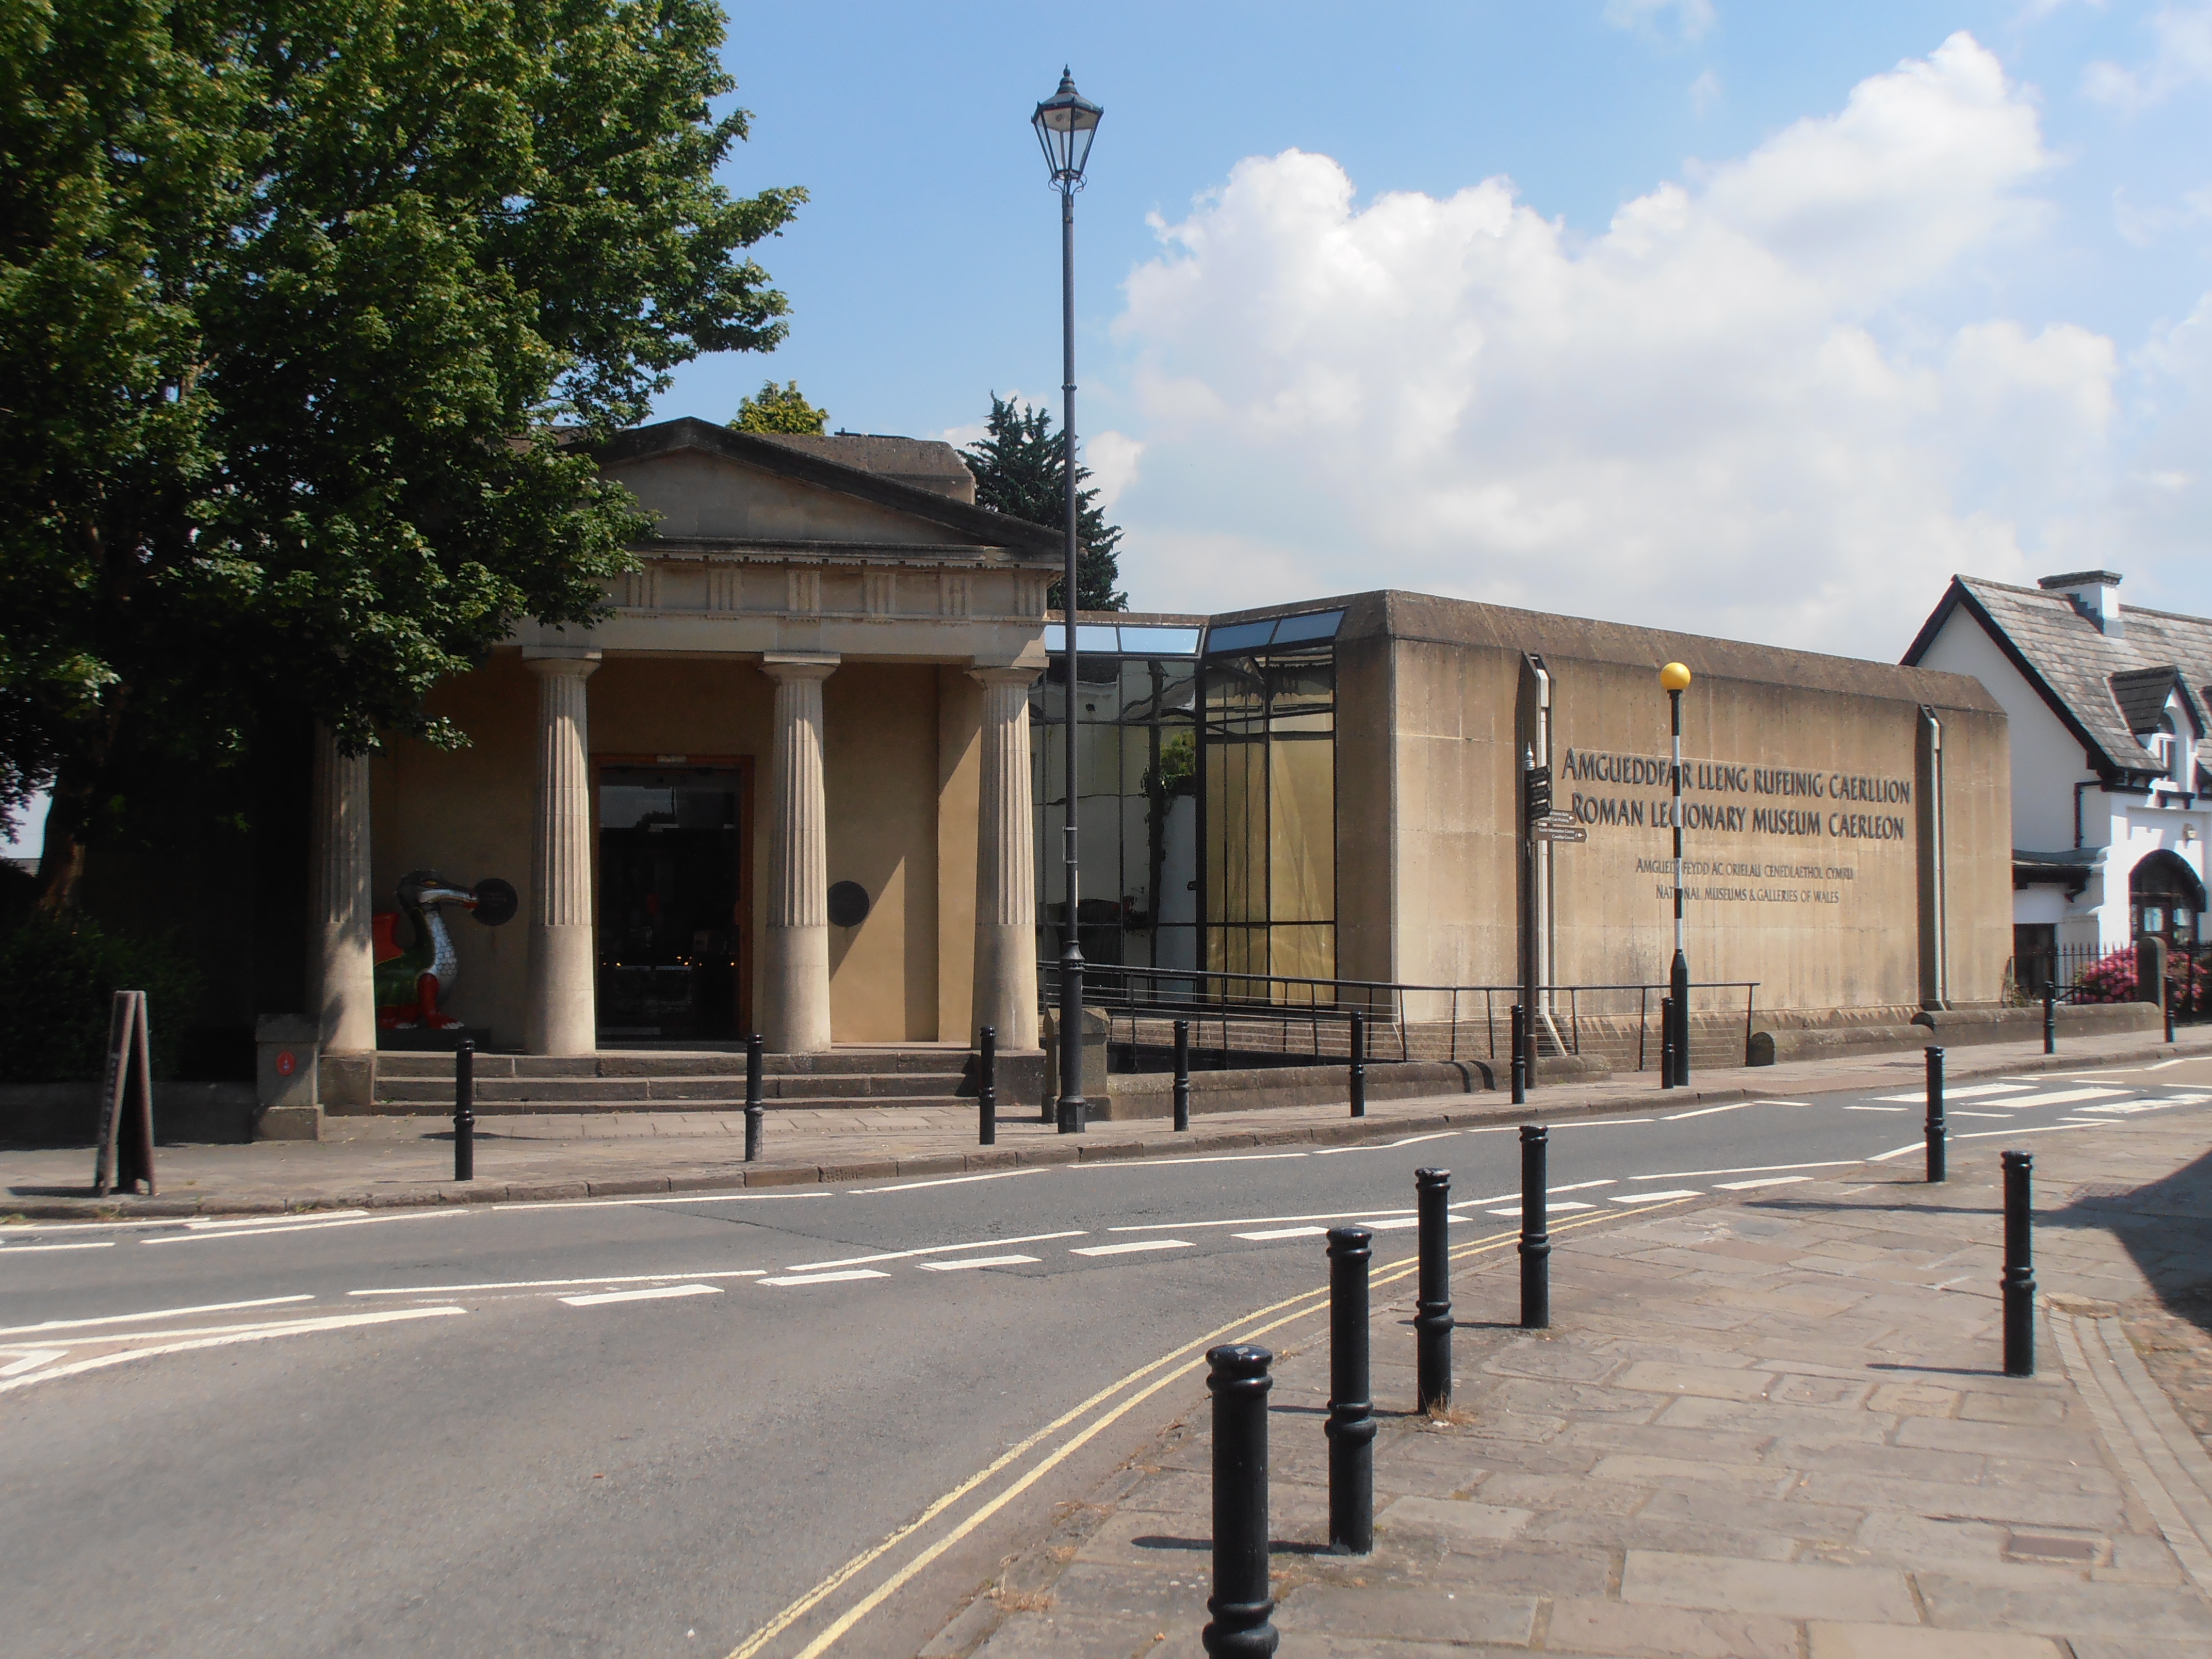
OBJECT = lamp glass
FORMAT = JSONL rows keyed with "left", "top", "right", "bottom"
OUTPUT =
{"left": 1032, "top": 70, "right": 1102, "bottom": 182}
{"left": 1660, "top": 661, "right": 1693, "bottom": 692}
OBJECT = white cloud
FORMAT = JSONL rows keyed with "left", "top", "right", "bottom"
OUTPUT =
{"left": 1689, "top": 69, "right": 1722, "bottom": 115}
{"left": 1083, "top": 430, "right": 1145, "bottom": 511}
{"left": 2085, "top": 4, "right": 2212, "bottom": 109}
{"left": 1110, "top": 32, "right": 2128, "bottom": 655}
{"left": 1603, "top": 0, "right": 1717, "bottom": 45}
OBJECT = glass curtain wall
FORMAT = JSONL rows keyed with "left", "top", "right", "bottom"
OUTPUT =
{"left": 1031, "top": 624, "right": 1203, "bottom": 981}
{"left": 1199, "top": 614, "right": 1341, "bottom": 986}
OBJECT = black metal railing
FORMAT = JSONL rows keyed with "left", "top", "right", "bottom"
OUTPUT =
{"left": 2005, "top": 944, "right": 2209, "bottom": 1016}
{"left": 1039, "top": 960, "right": 1759, "bottom": 1074}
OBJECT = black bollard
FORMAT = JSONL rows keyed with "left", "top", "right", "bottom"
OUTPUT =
{"left": 1324, "top": 1227, "right": 1375, "bottom": 1555}
{"left": 1924, "top": 1046, "right": 1946, "bottom": 1184}
{"left": 2043, "top": 988, "right": 2056, "bottom": 1055}
{"left": 453, "top": 1039, "right": 475, "bottom": 1182}
{"left": 1174, "top": 1019, "right": 1192, "bottom": 1133}
{"left": 1510, "top": 1002, "right": 1527, "bottom": 1106}
{"left": 2167, "top": 980, "right": 2177, "bottom": 1044}
{"left": 1348, "top": 1010, "right": 1367, "bottom": 1119}
{"left": 1519, "top": 1124, "right": 1550, "bottom": 1329}
{"left": 1414, "top": 1167, "right": 1453, "bottom": 1411}
{"left": 1660, "top": 996, "right": 1676, "bottom": 1089}
{"left": 744, "top": 1034, "right": 765, "bottom": 1163}
{"left": 1203, "top": 1344, "right": 1279, "bottom": 1658}
{"left": 2003, "top": 1150, "right": 2036, "bottom": 1377}
{"left": 978, "top": 1024, "right": 997, "bottom": 1147}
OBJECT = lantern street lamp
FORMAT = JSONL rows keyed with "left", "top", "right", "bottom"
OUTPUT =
{"left": 1034, "top": 69, "right": 1102, "bottom": 1134}
{"left": 1660, "top": 661, "right": 1693, "bottom": 1086}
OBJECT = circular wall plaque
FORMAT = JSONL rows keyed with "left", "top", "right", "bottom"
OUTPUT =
{"left": 827, "top": 881, "right": 871, "bottom": 928}
{"left": 470, "top": 876, "right": 519, "bottom": 927}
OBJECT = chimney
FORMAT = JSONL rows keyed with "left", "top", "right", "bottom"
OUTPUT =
{"left": 2038, "top": 570, "right": 2124, "bottom": 638}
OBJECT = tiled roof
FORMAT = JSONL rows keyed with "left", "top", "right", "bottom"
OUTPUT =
{"left": 2108, "top": 665, "right": 2189, "bottom": 736}
{"left": 1905, "top": 577, "right": 2212, "bottom": 778}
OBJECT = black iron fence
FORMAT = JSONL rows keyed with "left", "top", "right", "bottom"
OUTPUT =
{"left": 2004, "top": 944, "right": 2210, "bottom": 1016}
{"left": 1039, "top": 960, "right": 1759, "bottom": 1073}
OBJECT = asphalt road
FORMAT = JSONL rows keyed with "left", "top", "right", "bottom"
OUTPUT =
{"left": 6, "top": 1054, "right": 2207, "bottom": 1658}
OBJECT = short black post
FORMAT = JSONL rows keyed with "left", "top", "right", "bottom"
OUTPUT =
{"left": 744, "top": 1034, "right": 765, "bottom": 1163}
{"left": 1519, "top": 1124, "right": 1550, "bottom": 1329}
{"left": 1510, "top": 1002, "right": 1527, "bottom": 1105}
{"left": 2003, "top": 1150, "right": 2035, "bottom": 1377}
{"left": 1672, "top": 993, "right": 1691, "bottom": 1087}
{"left": 1324, "top": 1227, "right": 1375, "bottom": 1555}
{"left": 1924, "top": 1045, "right": 1946, "bottom": 1183}
{"left": 2043, "top": 987, "right": 2056, "bottom": 1055}
{"left": 453, "top": 1039, "right": 475, "bottom": 1182}
{"left": 1348, "top": 1011, "right": 1367, "bottom": 1119}
{"left": 1660, "top": 996, "right": 1676, "bottom": 1089}
{"left": 1173, "top": 1019, "right": 1192, "bottom": 1133}
{"left": 1414, "top": 1166, "right": 1453, "bottom": 1411}
{"left": 978, "top": 1024, "right": 997, "bottom": 1147}
{"left": 2166, "top": 979, "right": 2177, "bottom": 1043}
{"left": 1202, "top": 1344, "right": 1278, "bottom": 1658}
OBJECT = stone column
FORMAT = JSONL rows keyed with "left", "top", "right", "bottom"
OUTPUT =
{"left": 970, "top": 666, "right": 1041, "bottom": 1049}
{"left": 760, "top": 654, "right": 839, "bottom": 1053}
{"left": 525, "top": 649, "right": 600, "bottom": 1056}
{"left": 308, "top": 724, "right": 378, "bottom": 1053}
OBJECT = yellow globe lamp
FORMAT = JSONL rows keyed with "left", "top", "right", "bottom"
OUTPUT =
{"left": 1660, "top": 661, "right": 1693, "bottom": 692}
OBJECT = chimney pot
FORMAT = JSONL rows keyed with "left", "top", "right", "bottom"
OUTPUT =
{"left": 2038, "top": 570, "right": 2124, "bottom": 637}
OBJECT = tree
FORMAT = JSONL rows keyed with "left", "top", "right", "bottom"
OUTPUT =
{"left": 1, "top": 0, "right": 804, "bottom": 916}
{"left": 961, "top": 395, "right": 1126, "bottom": 612}
{"left": 734, "top": 379, "right": 827, "bottom": 433}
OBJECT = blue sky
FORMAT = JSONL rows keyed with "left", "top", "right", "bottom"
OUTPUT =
{"left": 10, "top": 2, "right": 2212, "bottom": 860}
{"left": 660, "top": 1, "right": 2212, "bottom": 644}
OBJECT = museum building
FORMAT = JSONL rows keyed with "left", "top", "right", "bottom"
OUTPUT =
{"left": 303, "top": 416, "right": 2014, "bottom": 1094}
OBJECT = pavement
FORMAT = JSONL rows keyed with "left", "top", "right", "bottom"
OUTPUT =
{"left": 6, "top": 1025, "right": 2210, "bottom": 1221}
{"left": 931, "top": 1088, "right": 2212, "bottom": 1657}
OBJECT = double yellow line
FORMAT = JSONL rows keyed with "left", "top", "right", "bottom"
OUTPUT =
{"left": 727, "top": 1200, "right": 1685, "bottom": 1659}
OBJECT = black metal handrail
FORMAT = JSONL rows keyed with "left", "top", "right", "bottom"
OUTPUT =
{"left": 1039, "top": 959, "right": 1759, "bottom": 1072}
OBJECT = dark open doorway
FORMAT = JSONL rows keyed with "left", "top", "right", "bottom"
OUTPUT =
{"left": 597, "top": 763, "right": 746, "bottom": 1042}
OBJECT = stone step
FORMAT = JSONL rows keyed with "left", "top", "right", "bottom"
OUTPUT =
{"left": 334, "top": 1092, "right": 978, "bottom": 1118}
{"left": 370, "top": 1072, "right": 968, "bottom": 1105}
{"left": 373, "top": 1048, "right": 994, "bottom": 1081}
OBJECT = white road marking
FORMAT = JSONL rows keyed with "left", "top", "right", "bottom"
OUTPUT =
{"left": 184, "top": 1209, "right": 368, "bottom": 1230}
{"left": 1551, "top": 1179, "right": 1618, "bottom": 1193}
{"left": 1485, "top": 1202, "right": 1595, "bottom": 1217}
{"left": 1071, "top": 1240, "right": 1192, "bottom": 1257}
{"left": 1950, "top": 1111, "right": 2018, "bottom": 1120}
{"left": 1233, "top": 1226, "right": 1329, "bottom": 1241}
{"left": 1313, "top": 1131, "right": 1463, "bottom": 1156}
{"left": 1110, "top": 1207, "right": 1413, "bottom": 1233}
{"left": 2072, "top": 1101, "right": 2175, "bottom": 1116}
{"left": 1628, "top": 1159, "right": 1858, "bottom": 1181}
{"left": 1869, "top": 1119, "right": 2115, "bottom": 1160}
{"left": 1874, "top": 1083, "right": 2030, "bottom": 1102}
{"left": 855, "top": 1169, "right": 1046, "bottom": 1195}
{"left": 0, "top": 1294, "right": 314, "bottom": 1337}
{"left": 497, "top": 1192, "right": 831, "bottom": 1213}
{"left": 1749, "top": 1100, "right": 1813, "bottom": 1107}
{"left": 1, "top": 1349, "right": 66, "bottom": 1376}
{"left": 0, "top": 1308, "right": 467, "bottom": 1395}
{"left": 1611, "top": 1190, "right": 1702, "bottom": 1203}
{"left": 2140, "top": 1058, "right": 2202, "bottom": 1071}
{"left": 1080, "top": 1152, "right": 1311, "bottom": 1169}
{"left": 1715, "top": 1176, "right": 1812, "bottom": 1191}
{"left": 559, "top": 1283, "right": 722, "bottom": 1308}
{"left": 1358, "top": 1217, "right": 1420, "bottom": 1231}
{"left": 1664, "top": 1102, "right": 1757, "bottom": 1120}
{"left": 144, "top": 1210, "right": 470, "bottom": 1246}
{"left": 2162, "top": 1093, "right": 2212, "bottom": 1104}
{"left": 1554, "top": 1117, "right": 1655, "bottom": 1127}
{"left": 1951, "top": 1086, "right": 2129, "bottom": 1112}
{"left": 350, "top": 1270, "right": 764, "bottom": 1297}
{"left": 761, "top": 1269, "right": 892, "bottom": 1287}
{"left": 0, "top": 1241, "right": 117, "bottom": 1254}
{"left": 1844, "top": 1105, "right": 1908, "bottom": 1113}
{"left": 786, "top": 1230, "right": 1087, "bottom": 1272}
{"left": 918, "top": 1255, "right": 1039, "bottom": 1271}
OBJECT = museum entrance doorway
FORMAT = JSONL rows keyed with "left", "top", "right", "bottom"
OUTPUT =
{"left": 597, "top": 762, "right": 748, "bottom": 1043}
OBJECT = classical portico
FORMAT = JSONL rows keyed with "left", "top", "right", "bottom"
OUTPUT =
{"left": 350, "top": 418, "right": 1056, "bottom": 1056}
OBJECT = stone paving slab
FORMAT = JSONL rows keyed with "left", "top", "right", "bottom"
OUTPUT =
{"left": 925, "top": 1108, "right": 2212, "bottom": 1657}
{"left": 5, "top": 1026, "right": 2207, "bottom": 1220}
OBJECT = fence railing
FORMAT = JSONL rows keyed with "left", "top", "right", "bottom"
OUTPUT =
{"left": 2005, "top": 944, "right": 2210, "bottom": 1015}
{"left": 1039, "top": 960, "right": 1759, "bottom": 1073}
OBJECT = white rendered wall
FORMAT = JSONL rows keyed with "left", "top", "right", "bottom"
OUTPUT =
{"left": 1915, "top": 613, "right": 2093, "bottom": 852}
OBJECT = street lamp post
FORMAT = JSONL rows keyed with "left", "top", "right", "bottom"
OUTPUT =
{"left": 1034, "top": 69, "right": 1102, "bottom": 1135}
{"left": 1661, "top": 662, "right": 1693, "bottom": 1086}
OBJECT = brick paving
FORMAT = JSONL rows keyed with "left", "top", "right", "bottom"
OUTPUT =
{"left": 929, "top": 1108, "right": 2212, "bottom": 1657}
{"left": 5, "top": 1026, "right": 2206, "bottom": 1219}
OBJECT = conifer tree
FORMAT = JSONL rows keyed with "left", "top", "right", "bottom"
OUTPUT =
{"left": 960, "top": 395, "right": 1126, "bottom": 612}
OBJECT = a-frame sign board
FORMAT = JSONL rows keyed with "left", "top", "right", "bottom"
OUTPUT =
{"left": 92, "top": 989, "right": 156, "bottom": 1198}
